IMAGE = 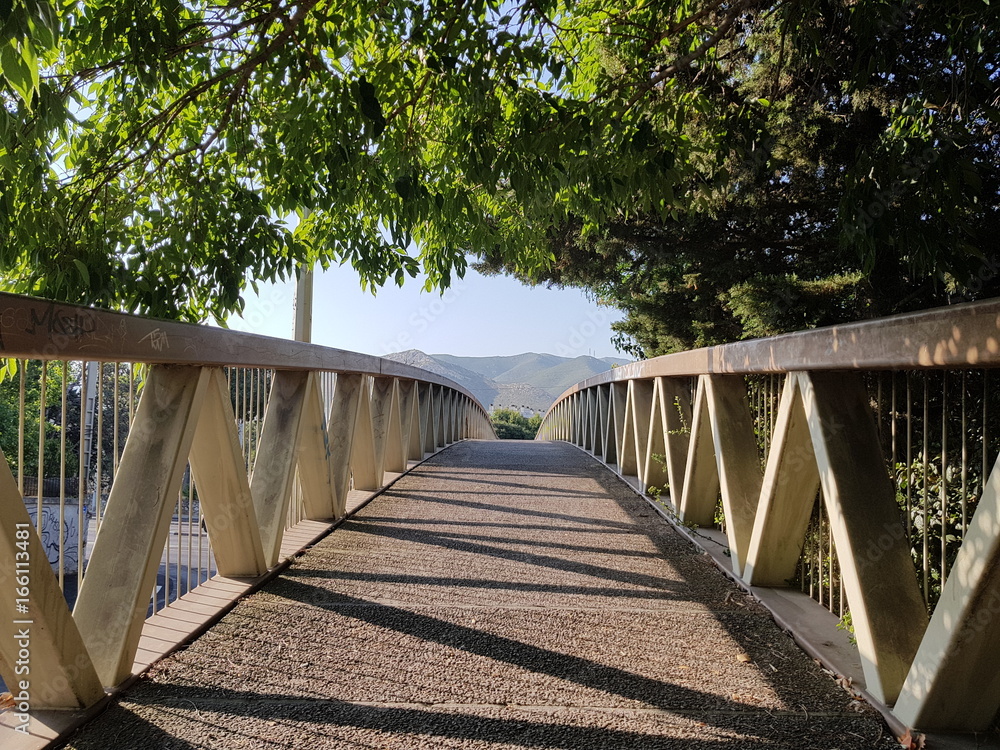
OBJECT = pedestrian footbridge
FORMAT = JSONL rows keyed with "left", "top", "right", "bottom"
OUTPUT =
{"left": 0, "top": 293, "right": 999, "bottom": 748}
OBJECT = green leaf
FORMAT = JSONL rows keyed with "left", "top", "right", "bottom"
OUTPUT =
{"left": 355, "top": 75, "right": 386, "bottom": 137}
{"left": 0, "top": 40, "right": 35, "bottom": 107}
{"left": 21, "top": 39, "right": 38, "bottom": 95}
{"left": 72, "top": 259, "right": 90, "bottom": 287}
{"left": 394, "top": 174, "right": 414, "bottom": 201}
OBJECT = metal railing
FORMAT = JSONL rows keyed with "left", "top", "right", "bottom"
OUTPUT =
{"left": 0, "top": 292, "right": 494, "bottom": 724}
{"left": 537, "top": 299, "right": 1000, "bottom": 735}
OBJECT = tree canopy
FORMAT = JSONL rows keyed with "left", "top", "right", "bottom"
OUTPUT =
{"left": 0, "top": 0, "right": 713, "bottom": 320}
{"left": 477, "top": 0, "right": 1000, "bottom": 356}
{"left": 1, "top": 1, "right": 997, "bottom": 346}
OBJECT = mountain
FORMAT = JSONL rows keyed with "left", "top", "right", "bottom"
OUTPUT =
{"left": 381, "top": 350, "right": 498, "bottom": 409}
{"left": 494, "top": 355, "right": 626, "bottom": 396}
{"left": 384, "top": 350, "right": 630, "bottom": 413}
{"left": 435, "top": 352, "right": 630, "bottom": 397}
{"left": 431, "top": 353, "right": 563, "bottom": 380}
{"left": 489, "top": 354, "right": 569, "bottom": 385}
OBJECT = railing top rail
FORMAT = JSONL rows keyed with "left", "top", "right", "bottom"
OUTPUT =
{"left": 0, "top": 292, "right": 481, "bottom": 403}
{"left": 549, "top": 297, "right": 1000, "bottom": 406}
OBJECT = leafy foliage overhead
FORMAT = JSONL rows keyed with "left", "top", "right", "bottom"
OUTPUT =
{"left": 476, "top": 0, "right": 1000, "bottom": 356}
{"left": 0, "top": 0, "right": 736, "bottom": 320}
{"left": 1, "top": 1, "right": 997, "bottom": 345}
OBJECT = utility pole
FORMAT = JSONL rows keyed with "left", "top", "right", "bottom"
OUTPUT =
{"left": 293, "top": 264, "right": 314, "bottom": 343}
{"left": 292, "top": 207, "right": 313, "bottom": 343}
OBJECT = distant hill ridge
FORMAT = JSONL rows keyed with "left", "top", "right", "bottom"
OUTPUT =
{"left": 383, "top": 350, "right": 630, "bottom": 414}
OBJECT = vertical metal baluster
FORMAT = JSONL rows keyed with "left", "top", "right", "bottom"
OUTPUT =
{"left": 17, "top": 360, "right": 25, "bottom": 495}
{"left": 754, "top": 378, "right": 759, "bottom": 450}
{"left": 238, "top": 368, "right": 245, "bottom": 466}
{"left": 245, "top": 368, "right": 251, "bottom": 469}
{"left": 59, "top": 362, "right": 68, "bottom": 590}
{"left": 817, "top": 500, "right": 824, "bottom": 608}
{"left": 756, "top": 377, "right": 763, "bottom": 450}
{"left": 258, "top": 369, "right": 265, "bottom": 450}
{"left": 229, "top": 367, "right": 236, "bottom": 458}
{"left": 761, "top": 376, "right": 768, "bottom": 453}
{"left": 112, "top": 363, "right": 120, "bottom": 478}
{"left": 173, "top": 488, "right": 182, "bottom": 605}
{"left": 162, "top": 491, "right": 172, "bottom": 609}
{"left": 767, "top": 375, "right": 772, "bottom": 449}
{"left": 891, "top": 372, "right": 898, "bottom": 484}
{"left": 251, "top": 368, "right": 258, "bottom": 464}
{"left": 922, "top": 375, "right": 930, "bottom": 606}
{"left": 250, "top": 369, "right": 258, "bottom": 468}
{"left": 765, "top": 375, "right": 771, "bottom": 452}
{"left": 839, "top": 558, "right": 845, "bottom": 618}
{"left": 828, "top": 504, "right": 834, "bottom": 612}
{"left": 195, "top": 478, "right": 204, "bottom": 585}
{"left": 807, "top": 510, "right": 813, "bottom": 598}
{"left": 96, "top": 364, "right": 105, "bottom": 523}
{"left": 906, "top": 373, "right": 913, "bottom": 542}
{"left": 127, "top": 365, "right": 136, "bottom": 478}
{"left": 751, "top": 377, "right": 757, "bottom": 434}
{"left": 78, "top": 361, "right": 87, "bottom": 592}
{"left": 186, "top": 466, "right": 193, "bottom": 595}
{"left": 759, "top": 377, "right": 764, "bottom": 447}
{"left": 961, "top": 372, "right": 969, "bottom": 535}
{"left": 984, "top": 371, "right": 990, "bottom": 508}
{"left": 940, "top": 372, "right": 949, "bottom": 589}
{"left": 763, "top": 376, "right": 769, "bottom": 451}
{"left": 37, "top": 361, "right": 47, "bottom": 528}
{"left": 163, "top": 489, "right": 175, "bottom": 607}
{"left": 813, "top": 500, "right": 819, "bottom": 600}
{"left": 244, "top": 368, "right": 252, "bottom": 468}
{"left": 206, "top": 479, "right": 215, "bottom": 580}
{"left": 877, "top": 373, "right": 884, "bottom": 442}
{"left": 770, "top": 374, "right": 776, "bottom": 452}
{"left": 831, "top": 542, "right": 838, "bottom": 615}
{"left": 228, "top": 367, "right": 236, "bottom": 471}
{"left": 799, "top": 541, "right": 806, "bottom": 596}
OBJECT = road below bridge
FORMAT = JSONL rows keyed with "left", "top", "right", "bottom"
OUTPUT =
{"left": 62, "top": 440, "right": 895, "bottom": 749}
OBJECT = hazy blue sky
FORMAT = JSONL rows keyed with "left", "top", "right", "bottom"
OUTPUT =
{"left": 228, "top": 264, "right": 626, "bottom": 359}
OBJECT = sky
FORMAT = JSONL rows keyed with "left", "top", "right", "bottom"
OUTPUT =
{"left": 226, "top": 264, "right": 627, "bottom": 359}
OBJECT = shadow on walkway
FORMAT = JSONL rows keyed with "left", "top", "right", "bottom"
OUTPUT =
{"left": 61, "top": 440, "right": 896, "bottom": 749}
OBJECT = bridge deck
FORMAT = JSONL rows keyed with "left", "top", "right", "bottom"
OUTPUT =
{"left": 62, "top": 441, "right": 896, "bottom": 748}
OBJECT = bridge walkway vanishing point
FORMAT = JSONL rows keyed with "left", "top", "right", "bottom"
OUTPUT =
{"left": 59, "top": 440, "right": 895, "bottom": 749}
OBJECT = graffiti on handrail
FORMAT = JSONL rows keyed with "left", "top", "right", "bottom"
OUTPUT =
{"left": 0, "top": 301, "right": 133, "bottom": 355}
{"left": 25, "top": 305, "right": 98, "bottom": 339}
{"left": 0, "top": 302, "right": 99, "bottom": 348}
{"left": 139, "top": 328, "right": 170, "bottom": 352}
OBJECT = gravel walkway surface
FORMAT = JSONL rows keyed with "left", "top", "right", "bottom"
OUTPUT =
{"left": 61, "top": 440, "right": 897, "bottom": 749}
